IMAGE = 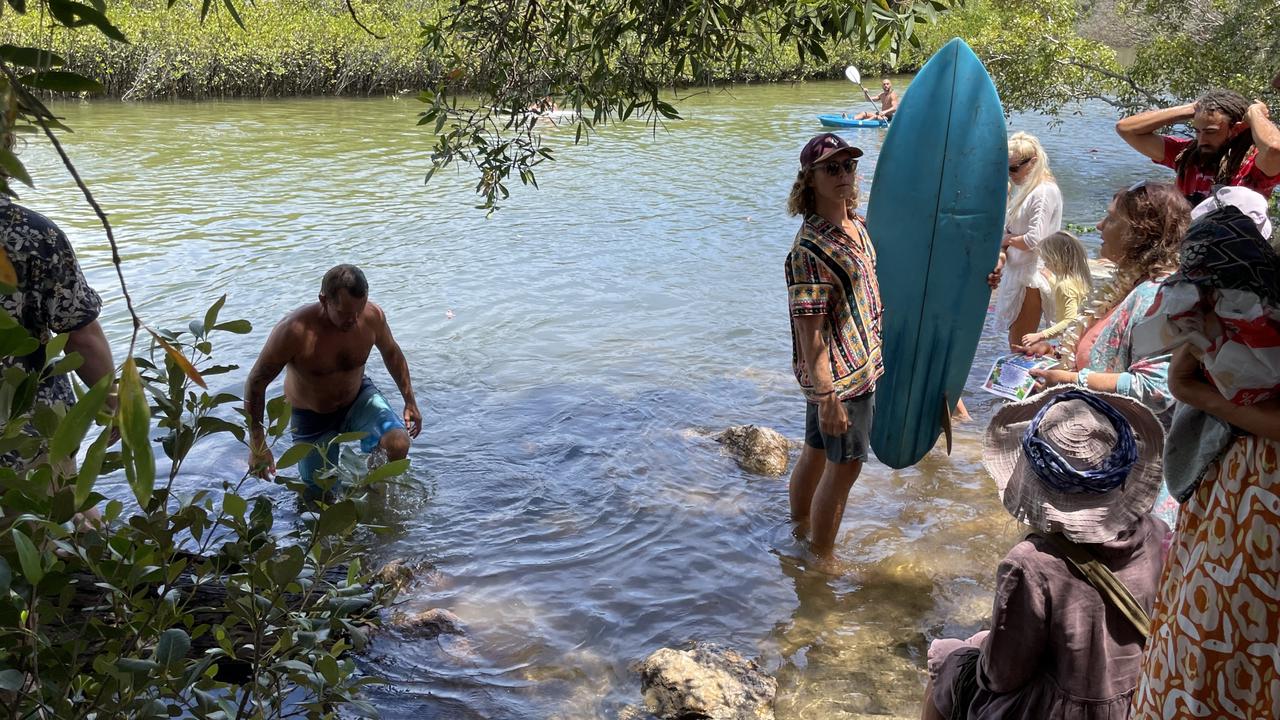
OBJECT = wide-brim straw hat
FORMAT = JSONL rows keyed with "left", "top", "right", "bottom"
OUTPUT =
{"left": 983, "top": 386, "right": 1165, "bottom": 544}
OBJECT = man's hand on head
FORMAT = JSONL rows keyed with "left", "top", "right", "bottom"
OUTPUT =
{"left": 1246, "top": 100, "right": 1271, "bottom": 125}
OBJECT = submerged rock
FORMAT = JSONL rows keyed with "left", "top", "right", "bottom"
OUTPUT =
{"left": 638, "top": 643, "right": 777, "bottom": 720}
{"left": 373, "top": 557, "right": 435, "bottom": 596}
{"left": 714, "top": 425, "right": 792, "bottom": 477}
{"left": 395, "top": 608, "right": 466, "bottom": 639}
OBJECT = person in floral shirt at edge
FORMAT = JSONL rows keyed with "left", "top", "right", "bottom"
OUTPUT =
{"left": 0, "top": 132, "right": 117, "bottom": 526}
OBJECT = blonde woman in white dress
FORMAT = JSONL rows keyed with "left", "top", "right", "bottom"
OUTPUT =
{"left": 995, "top": 132, "right": 1063, "bottom": 351}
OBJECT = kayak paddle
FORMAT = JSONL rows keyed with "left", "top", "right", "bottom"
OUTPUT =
{"left": 845, "top": 65, "right": 880, "bottom": 112}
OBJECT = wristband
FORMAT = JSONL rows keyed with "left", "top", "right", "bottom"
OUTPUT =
{"left": 812, "top": 389, "right": 836, "bottom": 398}
{"left": 1076, "top": 368, "right": 1092, "bottom": 389}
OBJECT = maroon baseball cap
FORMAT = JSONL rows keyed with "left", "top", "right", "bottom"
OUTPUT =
{"left": 800, "top": 132, "right": 864, "bottom": 169}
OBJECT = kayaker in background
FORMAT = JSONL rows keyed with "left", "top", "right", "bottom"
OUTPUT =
{"left": 1115, "top": 89, "right": 1280, "bottom": 205}
{"left": 854, "top": 78, "right": 898, "bottom": 121}
{"left": 784, "top": 133, "right": 883, "bottom": 558}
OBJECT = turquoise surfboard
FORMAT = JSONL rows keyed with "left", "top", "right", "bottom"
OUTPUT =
{"left": 865, "top": 38, "right": 1006, "bottom": 469}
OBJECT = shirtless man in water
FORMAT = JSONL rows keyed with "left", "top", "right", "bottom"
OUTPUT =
{"left": 855, "top": 79, "right": 898, "bottom": 121}
{"left": 246, "top": 264, "right": 421, "bottom": 489}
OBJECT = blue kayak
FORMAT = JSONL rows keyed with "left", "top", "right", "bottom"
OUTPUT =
{"left": 817, "top": 114, "right": 888, "bottom": 128}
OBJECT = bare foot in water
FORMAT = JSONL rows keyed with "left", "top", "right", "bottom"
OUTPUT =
{"left": 952, "top": 398, "right": 972, "bottom": 423}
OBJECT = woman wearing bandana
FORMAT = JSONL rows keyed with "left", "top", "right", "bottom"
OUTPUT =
{"left": 1128, "top": 187, "right": 1280, "bottom": 719}
{"left": 921, "top": 388, "right": 1168, "bottom": 720}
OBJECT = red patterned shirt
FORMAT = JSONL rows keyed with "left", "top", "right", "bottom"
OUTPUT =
{"left": 1157, "top": 135, "right": 1280, "bottom": 204}
{"left": 785, "top": 214, "right": 883, "bottom": 401}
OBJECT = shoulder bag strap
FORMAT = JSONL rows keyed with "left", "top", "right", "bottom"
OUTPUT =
{"left": 1040, "top": 533, "right": 1151, "bottom": 639}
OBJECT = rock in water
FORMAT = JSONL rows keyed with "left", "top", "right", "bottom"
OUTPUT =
{"left": 638, "top": 643, "right": 777, "bottom": 720}
{"left": 373, "top": 557, "right": 437, "bottom": 596}
{"left": 715, "top": 425, "right": 791, "bottom": 476}
{"left": 395, "top": 608, "right": 466, "bottom": 639}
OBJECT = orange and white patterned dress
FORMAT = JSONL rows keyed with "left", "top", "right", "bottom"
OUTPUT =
{"left": 1130, "top": 434, "right": 1280, "bottom": 719}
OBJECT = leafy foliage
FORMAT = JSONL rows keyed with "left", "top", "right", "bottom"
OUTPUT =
{"left": 913, "top": 0, "right": 1280, "bottom": 118}
{"left": 0, "top": 298, "right": 393, "bottom": 718}
{"left": 0, "top": 0, "right": 435, "bottom": 100}
{"left": 909, "top": 0, "right": 1126, "bottom": 115}
{"left": 1124, "top": 0, "right": 1280, "bottom": 106}
{"left": 416, "top": 0, "right": 956, "bottom": 209}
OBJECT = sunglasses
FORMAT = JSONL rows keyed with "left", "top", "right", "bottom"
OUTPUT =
{"left": 819, "top": 158, "right": 858, "bottom": 176}
{"left": 1008, "top": 157, "right": 1033, "bottom": 173}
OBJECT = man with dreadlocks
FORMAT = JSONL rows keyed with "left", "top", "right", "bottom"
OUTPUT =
{"left": 1116, "top": 89, "right": 1280, "bottom": 206}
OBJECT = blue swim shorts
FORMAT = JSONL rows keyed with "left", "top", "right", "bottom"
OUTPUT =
{"left": 290, "top": 376, "right": 405, "bottom": 488}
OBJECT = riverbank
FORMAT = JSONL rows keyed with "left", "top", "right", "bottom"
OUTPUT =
{"left": 0, "top": 0, "right": 926, "bottom": 100}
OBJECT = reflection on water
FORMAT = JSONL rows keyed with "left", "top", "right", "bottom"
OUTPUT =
{"left": 19, "top": 82, "right": 1158, "bottom": 718}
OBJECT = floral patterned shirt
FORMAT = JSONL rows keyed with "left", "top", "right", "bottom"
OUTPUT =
{"left": 1074, "top": 280, "right": 1172, "bottom": 420}
{"left": 1072, "top": 279, "right": 1178, "bottom": 525}
{"left": 785, "top": 213, "right": 884, "bottom": 401}
{"left": 0, "top": 196, "right": 102, "bottom": 418}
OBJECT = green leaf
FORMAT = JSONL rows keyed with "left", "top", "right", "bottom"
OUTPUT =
{"left": 314, "top": 500, "right": 357, "bottom": 537}
{"left": 116, "top": 658, "right": 159, "bottom": 674}
{"left": 49, "top": 375, "right": 110, "bottom": 462}
{"left": 154, "top": 628, "right": 190, "bottom": 667}
{"left": 18, "top": 70, "right": 105, "bottom": 94}
{"left": 202, "top": 295, "right": 226, "bottom": 334}
{"left": 366, "top": 458, "right": 410, "bottom": 485}
{"left": 211, "top": 319, "right": 251, "bottom": 334}
{"left": 0, "top": 669, "right": 22, "bottom": 692}
{"left": 0, "top": 45, "right": 66, "bottom": 68}
{"left": 270, "top": 545, "right": 305, "bottom": 585}
{"left": 47, "top": 0, "right": 129, "bottom": 43}
{"left": 275, "top": 443, "right": 313, "bottom": 470}
{"left": 118, "top": 358, "right": 155, "bottom": 507}
{"left": 75, "top": 428, "right": 110, "bottom": 508}
{"left": 222, "top": 492, "right": 246, "bottom": 518}
{"left": 316, "top": 654, "right": 340, "bottom": 685}
{"left": 221, "top": 0, "right": 245, "bottom": 29}
{"left": 331, "top": 431, "right": 367, "bottom": 445}
{"left": 0, "top": 150, "right": 33, "bottom": 189}
{"left": 11, "top": 528, "right": 43, "bottom": 585}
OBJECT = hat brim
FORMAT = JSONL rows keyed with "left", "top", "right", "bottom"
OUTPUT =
{"left": 808, "top": 145, "right": 864, "bottom": 168}
{"left": 982, "top": 386, "right": 1166, "bottom": 543}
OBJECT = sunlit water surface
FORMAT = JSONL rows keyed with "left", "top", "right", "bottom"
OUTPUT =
{"left": 22, "top": 81, "right": 1161, "bottom": 719}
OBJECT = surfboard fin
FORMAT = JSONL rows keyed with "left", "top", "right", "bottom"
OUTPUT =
{"left": 941, "top": 393, "right": 953, "bottom": 455}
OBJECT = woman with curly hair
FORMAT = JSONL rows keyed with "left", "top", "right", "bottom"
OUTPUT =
{"left": 1024, "top": 181, "right": 1190, "bottom": 525}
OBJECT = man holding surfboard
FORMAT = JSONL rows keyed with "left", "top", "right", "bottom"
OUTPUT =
{"left": 784, "top": 133, "right": 883, "bottom": 557}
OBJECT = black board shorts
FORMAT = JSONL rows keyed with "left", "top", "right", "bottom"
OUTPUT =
{"left": 804, "top": 391, "right": 875, "bottom": 464}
